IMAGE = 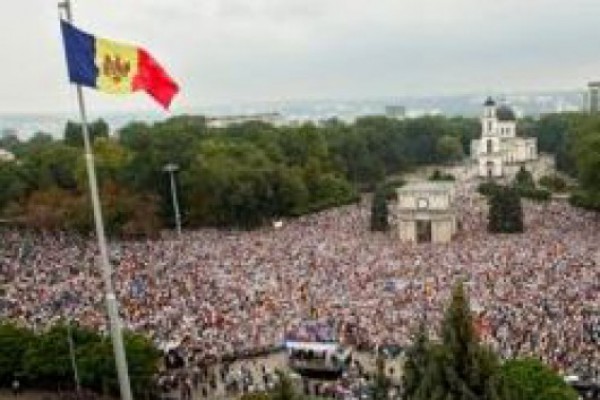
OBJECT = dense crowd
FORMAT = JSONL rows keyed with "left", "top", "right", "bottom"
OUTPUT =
{"left": 0, "top": 180, "right": 599, "bottom": 390}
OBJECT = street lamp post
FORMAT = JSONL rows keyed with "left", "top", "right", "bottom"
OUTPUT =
{"left": 66, "top": 317, "right": 81, "bottom": 393}
{"left": 163, "top": 163, "right": 182, "bottom": 236}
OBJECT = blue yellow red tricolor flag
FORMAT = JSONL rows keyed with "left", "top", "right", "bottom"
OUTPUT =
{"left": 60, "top": 20, "right": 179, "bottom": 109}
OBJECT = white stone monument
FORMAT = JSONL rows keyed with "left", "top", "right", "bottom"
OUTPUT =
{"left": 394, "top": 182, "right": 457, "bottom": 244}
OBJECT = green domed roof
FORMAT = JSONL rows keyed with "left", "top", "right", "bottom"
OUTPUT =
{"left": 484, "top": 97, "right": 496, "bottom": 106}
{"left": 496, "top": 105, "right": 516, "bottom": 121}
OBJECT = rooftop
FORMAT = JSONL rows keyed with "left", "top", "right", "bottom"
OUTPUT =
{"left": 496, "top": 105, "right": 517, "bottom": 121}
{"left": 484, "top": 97, "right": 496, "bottom": 106}
{"left": 397, "top": 181, "right": 455, "bottom": 193}
{"left": 0, "top": 148, "right": 15, "bottom": 161}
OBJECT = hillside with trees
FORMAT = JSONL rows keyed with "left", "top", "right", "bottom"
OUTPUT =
{"left": 0, "top": 115, "right": 477, "bottom": 234}
{"left": 0, "top": 111, "right": 598, "bottom": 234}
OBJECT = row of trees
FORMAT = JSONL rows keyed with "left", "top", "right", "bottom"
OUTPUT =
{"left": 522, "top": 113, "right": 600, "bottom": 210}
{"left": 0, "top": 321, "right": 160, "bottom": 398}
{"left": 1, "top": 111, "right": 598, "bottom": 233}
{"left": 0, "top": 115, "right": 475, "bottom": 234}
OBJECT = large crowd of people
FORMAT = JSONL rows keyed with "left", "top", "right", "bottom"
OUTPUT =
{"left": 0, "top": 179, "right": 599, "bottom": 394}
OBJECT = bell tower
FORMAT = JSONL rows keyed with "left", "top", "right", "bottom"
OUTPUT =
{"left": 477, "top": 97, "right": 503, "bottom": 177}
{"left": 482, "top": 97, "right": 496, "bottom": 136}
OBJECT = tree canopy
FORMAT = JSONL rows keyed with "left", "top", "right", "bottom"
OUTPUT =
{"left": 0, "top": 320, "right": 160, "bottom": 398}
{"left": 500, "top": 358, "right": 578, "bottom": 400}
{"left": 0, "top": 114, "right": 478, "bottom": 233}
{"left": 487, "top": 185, "right": 524, "bottom": 233}
{"left": 2, "top": 111, "right": 599, "bottom": 234}
{"left": 525, "top": 112, "right": 600, "bottom": 210}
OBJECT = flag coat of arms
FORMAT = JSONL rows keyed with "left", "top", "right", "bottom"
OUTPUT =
{"left": 60, "top": 20, "right": 179, "bottom": 109}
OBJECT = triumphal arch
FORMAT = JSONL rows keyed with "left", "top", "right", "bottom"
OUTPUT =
{"left": 393, "top": 182, "right": 457, "bottom": 243}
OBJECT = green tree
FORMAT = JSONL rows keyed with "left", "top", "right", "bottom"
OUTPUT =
{"left": 17, "top": 188, "right": 86, "bottom": 230}
{"left": 0, "top": 320, "right": 159, "bottom": 396}
{"left": 270, "top": 370, "right": 300, "bottom": 400}
{"left": 449, "top": 117, "right": 480, "bottom": 156}
{"left": 6, "top": 131, "right": 56, "bottom": 162}
{"left": 530, "top": 114, "right": 576, "bottom": 176}
{"left": 278, "top": 123, "right": 329, "bottom": 168}
{"left": 513, "top": 167, "right": 550, "bottom": 202}
{"left": 0, "top": 162, "right": 27, "bottom": 215}
{"left": 84, "top": 137, "right": 130, "bottom": 186}
{"left": 78, "top": 332, "right": 160, "bottom": 398}
{"left": 570, "top": 189, "right": 600, "bottom": 211}
{"left": 402, "top": 323, "right": 430, "bottom": 399}
{"left": 538, "top": 175, "right": 567, "bottom": 192}
{"left": 181, "top": 140, "right": 281, "bottom": 228}
{"left": 404, "top": 117, "right": 451, "bottom": 165}
{"left": 514, "top": 166, "right": 535, "bottom": 190}
{"left": 436, "top": 135, "right": 464, "bottom": 164}
{"left": 309, "top": 172, "right": 355, "bottom": 212}
{"left": 477, "top": 180, "right": 500, "bottom": 197}
{"left": 0, "top": 322, "right": 34, "bottom": 385}
{"left": 64, "top": 119, "right": 110, "bottom": 147}
{"left": 571, "top": 126, "right": 600, "bottom": 210}
{"left": 326, "top": 124, "right": 387, "bottom": 189}
{"left": 0, "top": 132, "right": 22, "bottom": 154}
{"left": 488, "top": 186, "right": 523, "bottom": 233}
{"left": 370, "top": 185, "right": 389, "bottom": 231}
{"left": 95, "top": 182, "right": 163, "bottom": 236}
{"left": 23, "top": 324, "right": 79, "bottom": 389}
{"left": 20, "top": 143, "right": 80, "bottom": 191}
{"left": 271, "top": 167, "right": 310, "bottom": 217}
{"left": 439, "top": 284, "right": 502, "bottom": 400}
{"left": 500, "top": 358, "right": 578, "bottom": 400}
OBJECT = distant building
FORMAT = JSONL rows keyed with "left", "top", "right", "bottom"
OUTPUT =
{"left": 1, "top": 128, "right": 18, "bottom": 137}
{"left": 0, "top": 148, "right": 15, "bottom": 162}
{"left": 385, "top": 105, "right": 406, "bottom": 119}
{"left": 393, "top": 182, "right": 457, "bottom": 244}
{"left": 471, "top": 97, "right": 537, "bottom": 178}
{"left": 206, "top": 112, "right": 284, "bottom": 128}
{"left": 587, "top": 82, "right": 600, "bottom": 113}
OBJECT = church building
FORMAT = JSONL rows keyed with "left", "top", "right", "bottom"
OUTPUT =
{"left": 471, "top": 97, "right": 537, "bottom": 178}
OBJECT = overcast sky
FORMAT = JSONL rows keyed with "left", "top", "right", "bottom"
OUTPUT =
{"left": 2, "top": 0, "right": 600, "bottom": 114}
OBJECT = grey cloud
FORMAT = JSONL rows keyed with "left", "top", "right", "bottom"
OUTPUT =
{"left": 1, "top": 0, "right": 599, "bottom": 113}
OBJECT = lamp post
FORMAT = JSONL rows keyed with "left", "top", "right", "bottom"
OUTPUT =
{"left": 66, "top": 317, "right": 81, "bottom": 393}
{"left": 163, "top": 163, "right": 182, "bottom": 237}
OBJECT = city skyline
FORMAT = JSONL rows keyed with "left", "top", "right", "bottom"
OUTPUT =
{"left": 2, "top": 0, "right": 600, "bottom": 113}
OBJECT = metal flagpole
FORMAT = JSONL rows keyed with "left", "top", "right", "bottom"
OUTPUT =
{"left": 58, "top": 2, "right": 133, "bottom": 399}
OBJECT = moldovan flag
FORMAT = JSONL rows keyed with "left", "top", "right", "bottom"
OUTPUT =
{"left": 60, "top": 20, "right": 179, "bottom": 109}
